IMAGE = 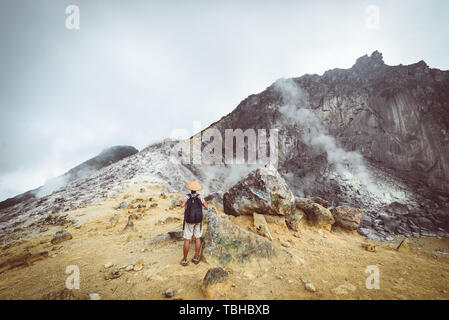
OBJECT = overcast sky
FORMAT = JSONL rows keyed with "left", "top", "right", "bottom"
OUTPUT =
{"left": 0, "top": 0, "right": 448, "bottom": 201}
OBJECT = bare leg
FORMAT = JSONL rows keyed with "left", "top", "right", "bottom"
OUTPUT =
{"left": 194, "top": 237, "right": 201, "bottom": 259}
{"left": 183, "top": 239, "right": 190, "bottom": 260}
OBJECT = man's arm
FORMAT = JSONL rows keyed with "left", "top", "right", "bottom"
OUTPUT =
{"left": 180, "top": 200, "right": 186, "bottom": 208}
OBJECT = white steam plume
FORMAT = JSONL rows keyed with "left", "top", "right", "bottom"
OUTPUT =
{"left": 274, "top": 78, "right": 378, "bottom": 194}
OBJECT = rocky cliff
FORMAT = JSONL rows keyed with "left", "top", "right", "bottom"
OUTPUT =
{"left": 198, "top": 51, "right": 449, "bottom": 240}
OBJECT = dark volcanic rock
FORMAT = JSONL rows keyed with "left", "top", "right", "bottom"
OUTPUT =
{"left": 197, "top": 51, "right": 449, "bottom": 239}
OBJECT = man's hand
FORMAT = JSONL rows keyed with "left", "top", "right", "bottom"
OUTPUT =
{"left": 180, "top": 200, "right": 186, "bottom": 208}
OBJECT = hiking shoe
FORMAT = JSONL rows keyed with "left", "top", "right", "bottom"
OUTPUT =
{"left": 180, "top": 259, "right": 189, "bottom": 266}
{"left": 192, "top": 256, "right": 200, "bottom": 264}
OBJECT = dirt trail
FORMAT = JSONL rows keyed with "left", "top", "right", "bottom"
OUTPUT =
{"left": 0, "top": 182, "right": 448, "bottom": 300}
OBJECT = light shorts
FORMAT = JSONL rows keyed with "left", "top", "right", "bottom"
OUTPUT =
{"left": 183, "top": 222, "right": 202, "bottom": 240}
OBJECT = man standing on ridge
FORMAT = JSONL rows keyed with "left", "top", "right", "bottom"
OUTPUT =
{"left": 179, "top": 180, "right": 208, "bottom": 266}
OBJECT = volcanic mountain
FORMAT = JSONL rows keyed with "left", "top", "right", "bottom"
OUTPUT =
{"left": 1, "top": 51, "right": 448, "bottom": 242}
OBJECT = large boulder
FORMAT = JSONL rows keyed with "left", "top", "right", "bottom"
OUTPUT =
{"left": 201, "top": 207, "right": 274, "bottom": 265}
{"left": 295, "top": 197, "right": 334, "bottom": 229}
{"left": 223, "top": 164, "right": 295, "bottom": 217}
{"left": 330, "top": 206, "right": 364, "bottom": 231}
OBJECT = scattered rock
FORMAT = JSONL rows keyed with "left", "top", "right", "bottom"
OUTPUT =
{"left": 119, "top": 201, "right": 129, "bottom": 209}
{"left": 104, "top": 262, "right": 114, "bottom": 269}
{"left": 362, "top": 243, "right": 377, "bottom": 252}
{"left": 39, "top": 227, "right": 48, "bottom": 233}
{"left": 125, "top": 265, "right": 134, "bottom": 271}
{"left": 252, "top": 212, "right": 273, "bottom": 241}
{"left": 305, "top": 283, "right": 316, "bottom": 292}
{"left": 150, "top": 203, "right": 158, "bottom": 208}
{"left": 280, "top": 240, "right": 291, "bottom": 248}
{"left": 51, "top": 231, "right": 72, "bottom": 245}
{"left": 201, "top": 267, "right": 230, "bottom": 300}
{"left": 330, "top": 206, "right": 364, "bottom": 231}
{"left": 295, "top": 198, "right": 335, "bottom": 229}
{"left": 165, "top": 288, "right": 174, "bottom": 298}
{"left": 104, "top": 270, "right": 121, "bottom": 280}
{"left": 332, "top": 283, "right": 357, "bottom": 295}
{"left": 160, "top": 193, "right": 167, "bottom": 199}
{"left": 122, "top": 214, "right": 138, "bottom": 232}
{"left": 106, "top": 215, "right": 119, "bottom": 229}
{"left": 140, "top": 187, "right": 146, "bottom": 193}
{"left": 89, "top": 293, "right": 101, "bottom": 300}
{"left": 134, "top": 261, "right": 144, "bottom": 271}
{"left": 223, "top": 164, "right": 296, "bottom": 217}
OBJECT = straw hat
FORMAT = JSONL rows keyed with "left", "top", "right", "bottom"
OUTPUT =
{"left": 185, "top": 180, "right": 202, "bottom": 191}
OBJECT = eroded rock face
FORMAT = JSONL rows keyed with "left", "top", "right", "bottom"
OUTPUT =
{"left": 201, "top": 207, "right": 274, "bottom": 265}
{"left": 199, "top": 51, "right": 449, "bottom": 239}
{"left": 330, "top": 206, "right": 364, "bottom": 231}
{"left": 223, "top": 164, "right": 295, "bottom": 217}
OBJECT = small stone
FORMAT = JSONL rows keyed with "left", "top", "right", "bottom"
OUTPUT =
{"left": 150, "top": 203, "right": 158, "bottom": 208}
{"left": 133, "top": 261, "right": 144, "bottom": 271}
{"left": 107, "top": 215, "right": 119, "bottom": 229}
{"left": 137, "top": 203, "right": 146, "bottom": 208}
{"left": 119, "top": 201, "right": 129, "bottom": 209}
{"left": 51, "top": 231, "right": 72, "bottom": 245}
{"left": 125, "top": 265, "right": 134, "bottom": 271}
{"left": 104, "top": 262, "right": 114, "bottom": 269}
{"left": 362, "top": 243, "right": 377, "bottom": 252}
{"left": 305, "top": 283, "right": 316, "bottom": 292}
{"left": 165, "top": 288, "right": 174, "bottom": 298}
{"left": 160, "top": 193, "right": 167, "bottom": 199}
{"left": 280, "top": 240, "right": 291, "bottom": 248}
{"left": 89, "top": 293, "right": 101, "bottom": 300}
{"left": 140, "top": 187, "right": 146, "bottom": 193}
{"left": 104, "top": 270, "right": 121, "bottom": 280}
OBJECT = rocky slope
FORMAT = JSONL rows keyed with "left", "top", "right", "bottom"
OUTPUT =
{"left": 0, "top": 51, "right": 448, "bottom": 244}
{"left": 196, "top": 51, "right": 449, "bottom": 240}
{"left": 0, "top": 146, "right": 138, "bottom": 228}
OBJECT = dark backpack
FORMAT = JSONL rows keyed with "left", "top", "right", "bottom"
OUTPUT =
{"left": 184, "top": 194, "right": 203, "bottom": 224}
